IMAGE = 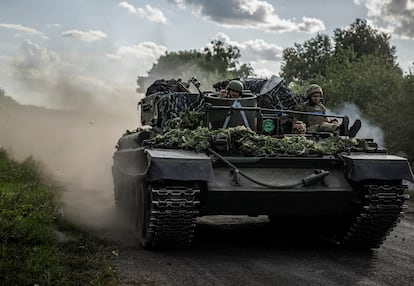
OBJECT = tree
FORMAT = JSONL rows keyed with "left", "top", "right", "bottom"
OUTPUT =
{"left": 281, "top": 19, "right": 399, "bottom": 85}
{"left": 136, "top": 50, "right": 202, "bottom": 93}
{"left": 280, "top": 19, "right": 414, "bottom": 165}
{"left": 333, "top": 18, "right": 396, "bottom": 64}
{"left": 318, "top": 52, "right": 403, "bottom": 112}
{"left": 393, "top": 70, "right": 414, "bottom": 163}
{"left": 280, "top": 34, "right": 332, "bottom": 84}
{"left": 136, "top": 40, "right": 253, "bottom": 93}
{"left": 0, "top": 88, "right": 19, "bottom": 107}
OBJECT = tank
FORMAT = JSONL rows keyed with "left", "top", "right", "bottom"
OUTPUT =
{"left": 112, "top": 76, "right": 413, "bottom": 250}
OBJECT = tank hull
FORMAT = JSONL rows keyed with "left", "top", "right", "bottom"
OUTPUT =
{"left": 112, "top": 83, "right": 413, "bottom": 250}
{"left": 113, "top": 141, "right": 412, "bottom": 249}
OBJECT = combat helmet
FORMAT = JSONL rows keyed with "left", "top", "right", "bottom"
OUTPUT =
{"left": 305, "top": 84, "right": 323, "bottom": 98}
{"left": 226, "top": 80, "right": 243, "bottom": 93}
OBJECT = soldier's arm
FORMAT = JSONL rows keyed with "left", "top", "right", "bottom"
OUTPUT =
{"left": 293, "top": 104, "right": 305, "bottom": 123}
{"left": 320, "top": 104, "right": 333, "bottom": 122}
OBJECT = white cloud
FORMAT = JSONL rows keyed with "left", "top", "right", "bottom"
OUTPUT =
{"left": 297, "top": 17, "right": 326, "bottom": 33}
{"left": 210, "top": 32, "right": 283, "bottom": 76}
{"left": 119, "top": 1, "right": 137, "bottom": 14}
{"left": 253, "top": 67, "right": 277, "bottom": 78}
{"left": 168, "top": 0, "right": 325, "bottom": 34}
{"left": 46, "top": 23, "right": 63, "bottom": 28}
{"left": 19, "top": 39, "right": 60, "bottom": 69}
{"left": 0, "top": 23, "right": 43, "bottom": 36}
{"left": 241, "top": 39, "right": 283, "bottom": 61}
{"left": 6, "top": 39, "right": 149, "bottom": 111}
{"left": 113, "top": 41, "right": 167, "bottom": 59}
{"left": 167, "top": 0, "right": 186, "bottom": 9}
{"left": 119, "top": 2, "right": 167, "bottom": 23}
{"left": 138, "top": 5, "right": 167, "bottom": 24}
{"left": 61, "top": 30, "right": 107, "bottom": 42}
{"left": 213, "top": 32, "right": 283, "bottom": 61}
{"left": 355, "top": 0, "right": 414, "bottom": 39}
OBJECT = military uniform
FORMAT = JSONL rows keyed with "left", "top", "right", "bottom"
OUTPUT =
{"left": 294, "top": 100, "right": 340, "bottom": 133}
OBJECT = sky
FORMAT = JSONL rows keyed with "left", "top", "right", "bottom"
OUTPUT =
{"left": 0, "top": 0, "right": 413, "bottom": 111}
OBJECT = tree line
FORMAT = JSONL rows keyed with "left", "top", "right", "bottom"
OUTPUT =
{"left": 280, "top": 19, "right": 414, "bottom": 165}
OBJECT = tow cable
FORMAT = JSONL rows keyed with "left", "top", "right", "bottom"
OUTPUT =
{"left": 207, "top": 147, "right": 330, "bottom": 189}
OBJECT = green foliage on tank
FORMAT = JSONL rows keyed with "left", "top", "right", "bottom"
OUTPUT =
{"left": 167, "top": 110, "right": 205, "bottom": 130}
{"left": 144, "top": 111, "right": 358, "bottom": 156}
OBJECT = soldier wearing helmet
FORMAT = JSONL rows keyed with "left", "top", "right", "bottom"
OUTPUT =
{"left": 293, "top": 84, "right": 361, "bottom": 137}
{"left": 219, "top": 80, "right": 243, "bottom": 98}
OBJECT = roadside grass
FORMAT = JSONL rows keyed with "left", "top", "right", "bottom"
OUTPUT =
{"left": 0, "top": 148, "right": 119, "bottom": 285}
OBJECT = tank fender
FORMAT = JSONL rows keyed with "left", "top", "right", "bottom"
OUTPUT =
{"left": 113, "top": 147, "right": 149, "bottom": 178}
{"left": 145, "top": 149, "right": 214, "bottom": 182}
{"left": 341, "top": 154, "right": 414, "bottom": 182}
{"left": 117, "top": 130, "right": 153, "bottom": 149}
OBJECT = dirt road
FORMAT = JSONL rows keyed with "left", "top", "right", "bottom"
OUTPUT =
{"left": 79, "top": 191, "right": 414, "bottom": 286}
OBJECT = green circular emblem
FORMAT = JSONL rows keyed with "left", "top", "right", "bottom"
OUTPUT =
{"left": 263, "top": 119, "right": 274, "bottom": 133}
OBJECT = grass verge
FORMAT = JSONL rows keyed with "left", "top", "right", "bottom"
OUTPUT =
{"left": 0, "top": 148, "right": 119, "bottom": 285}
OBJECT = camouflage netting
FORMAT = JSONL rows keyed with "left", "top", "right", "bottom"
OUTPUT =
{"left": 212, "top": 76, "right": 304, "bottom": 110}
{"left": 157, "top": 93, "right": 205, "bottom": 128}
{"left": 146, "top": 76, "right": 303, "bottom": 130}
{"left": 244, "top": 77, "right": 304, "bottom": 110}
{"left": 143, "top": 112, "right": 358, "bottom": 156}
{"left": 145, "top": 79, "right": 190, "bottom": 96}
{"left": 167, "top": 110, "right": 205, "bottom": 130}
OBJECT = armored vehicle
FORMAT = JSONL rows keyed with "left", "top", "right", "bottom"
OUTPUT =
{"left": 112, "top": 76, "right": 413, "bottom": 250}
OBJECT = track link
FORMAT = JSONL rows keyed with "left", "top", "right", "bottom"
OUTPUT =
{"left": 145, "top": 185, "right": 200, "bottom": 248}
{"left": 341, "top": 184, "right": 409, "bottom": 249}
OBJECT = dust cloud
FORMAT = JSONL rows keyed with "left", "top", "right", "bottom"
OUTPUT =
{"left": 328, "top": 102, "right": 385, "bottom": 146}
{"left": 0, "top": 90, "right": 141, "bottom": 230}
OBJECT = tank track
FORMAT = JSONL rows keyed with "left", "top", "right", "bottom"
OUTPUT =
{"left": 340, "top": 184, "right": 409, "bottom": 249}
{"left": 145, "top": 185, "right": 200, "bottom": 248}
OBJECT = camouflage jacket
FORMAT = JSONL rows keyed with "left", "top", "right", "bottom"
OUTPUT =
{"left": 293, "top": 101, "right": 327, "bottom": 127}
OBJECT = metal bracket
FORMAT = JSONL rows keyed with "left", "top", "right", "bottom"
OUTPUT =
{"left": 231, "top": 169, "right": 241, "bottom": 186}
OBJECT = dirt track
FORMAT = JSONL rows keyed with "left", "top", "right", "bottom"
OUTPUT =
{"left": 78, "top": 192, "right": 414, "bottom": 286}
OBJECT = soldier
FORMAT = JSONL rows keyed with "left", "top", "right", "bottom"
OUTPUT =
{"left": 219, "top": 80, "right": 243, "bottom": 98}
{"left": 293, "top": 84, "right": 361, "bottom": 137}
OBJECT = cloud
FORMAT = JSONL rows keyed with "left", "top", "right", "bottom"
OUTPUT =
{"left": 355, "top": 0, "right": 414, "bottom": 39}
{"left": 19, "top": 39, "right": 60, "bottom": 69}
{"left": 211, "top": 32, "right": 282, "bottom": 77}
{"left": 119, "top": 1, "right": 167, "bottom": 23}
{"left": 114, "top": 41, "right": 167, "bottom": 59}
{"left": 46, "top": 23, "right": 63, "bottom": 28}
{"left": 168, "top": 0, "right": 325, "bottom": 33}
{"left": 61, "top": 30, "right": 107, "bottom": 42}
{"left": 213, "top": 32, "right": 283, "bottom": 61}
{"left": 107, "top": 41, "right": 167, "bottom": 80}
{"left": 241, "top": 39, "right": 283, "bottom": 61}
{"left": 6, "top": 38, "right": 163, "bottom": 112}
{"left": 297, "top": 17, "right": 326, "bottom": 33}
{"left": 0, "top": 23, "right": 43, "bottom": 36}
{"left": 168, "top": 0, "right": 186, "bottom": 9}
{"left": 119, "top": 1, "right": 137, "bottom": 14}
